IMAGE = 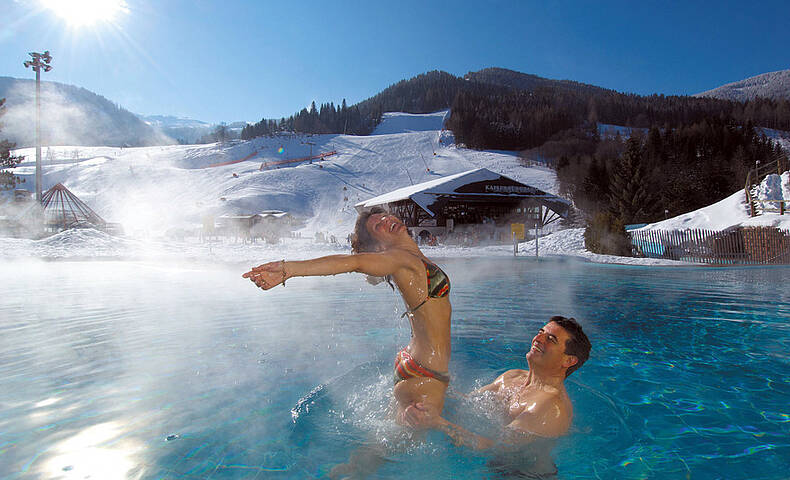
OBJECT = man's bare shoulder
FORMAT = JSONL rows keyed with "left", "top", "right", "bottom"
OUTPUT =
{"left": 501, "top": 368, "right": 529, "bottom": 379}
{"left": 509, "top": 394, "right": 573, "bottom": 438}
{"left": 476, "top": 369, "right": 526, "bottom": 393}
{"left": 496, "top": 369, "right": 527, "bottom": 385}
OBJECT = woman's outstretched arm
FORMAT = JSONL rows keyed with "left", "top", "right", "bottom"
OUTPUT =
{"left": 243, "top": 252, "right": 404, "bottom": 290}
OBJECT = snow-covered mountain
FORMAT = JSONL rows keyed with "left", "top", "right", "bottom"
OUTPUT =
{"left": 695, "top": 69, "right": 790, "bottom": 101}
{"left": 0, "top": 77, "right": 175, "bottom": 148}
{"left": 142, "top": 115, "right": 212, "bottom": 131}
{"left": 140, "top": 115, "right": 247, "bottom": 144}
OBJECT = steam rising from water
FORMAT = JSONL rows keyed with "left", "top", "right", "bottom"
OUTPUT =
{"left": 2, "top": 256, "right": 788, "bottom": 478}
{"left": 0, "top": 260, "right": 412, "bottom": 476}
{"left": 1, "top": 80, "right": 172, "bottom": 147}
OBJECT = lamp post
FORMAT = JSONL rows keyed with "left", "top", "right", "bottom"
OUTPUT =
{"left": 23, "top": 51, "right": 53, "bottom": 203}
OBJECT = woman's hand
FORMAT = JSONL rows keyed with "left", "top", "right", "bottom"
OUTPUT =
{"left": 242, "top": 260, "right": 287, "bottom": 290}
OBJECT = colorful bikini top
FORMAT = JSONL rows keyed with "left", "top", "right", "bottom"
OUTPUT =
{"left": 424, "top": 259, "right": 451, "bottom": 298}
{"left": 401, "top": 259, "right": 451, "bottom": 318}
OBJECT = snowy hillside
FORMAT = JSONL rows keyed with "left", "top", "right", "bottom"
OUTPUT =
{"left": 141, "top": 115, "right": 214, "bottom": 144}
{"left": 372, "top": 111, "right": 449, "bottom": 135}
{"left": 7, "top": 111, "right": 557, "bottom": 238}
{"left": 141, "top": 115, "right": 248, "bottom": 144}
{"left": 5, "top": 111, "right": 790, "bottom": 265}
{"left": 695, "top": 69, "right": 790, "bottom": 101}
{"left": 639, "top": 172, "right": 790, "bottom": 231}
{"left": 635, "top": 130, "right": 790, "bottom": 231}
{"left": 761, "top": 127, "right": 790, "bottom": 153}
{"left": 0, "top": 76, "right": 174, "bottom": 147}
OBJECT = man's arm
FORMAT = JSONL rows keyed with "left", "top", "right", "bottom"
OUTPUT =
{"left": 439, "top": 416, "right": 555, "bottom": 449}
{"left": 403, "top": 403, "right": 493, "bottom": 450}
{"left": 434, "top": 417, "right": 495, "bottom": 450}
{"left": 404, "top": 403, "right": 538, "bottom": 450}
{"left": 440, "top": 411, "right": 561, "bottom": 449}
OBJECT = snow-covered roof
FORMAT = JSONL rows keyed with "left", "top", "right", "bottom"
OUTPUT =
{"left": 259, "top": 211, "right": 290, "bottom": 219}
{"left": 356, "top": 168, "right": 570, "bottom": 216}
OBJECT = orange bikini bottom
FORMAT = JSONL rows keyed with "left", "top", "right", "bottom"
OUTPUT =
{"left": 393, "top": 347, "right": 450, "bottom": 385}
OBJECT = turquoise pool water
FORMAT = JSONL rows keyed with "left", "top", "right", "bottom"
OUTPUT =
{"left": 0, "top": 258, "right": 788, "bottom": 479}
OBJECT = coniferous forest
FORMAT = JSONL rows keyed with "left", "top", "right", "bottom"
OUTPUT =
{"left": 551, "top": 121, "right": 784, "bottom": 225}
{"left": 241, "top": 99, "right": 380, "bottom": 139}
{"left": 240, "top": 69, "right": 790, "bottom": 250}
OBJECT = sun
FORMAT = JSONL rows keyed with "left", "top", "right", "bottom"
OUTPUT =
{"left": 40, "top": 0, "right": 128, "bottom": 27}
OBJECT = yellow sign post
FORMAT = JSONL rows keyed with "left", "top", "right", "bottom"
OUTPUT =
{"left": 511, "top": 223, "right": 525, "bottom": 241}
{"left": 511, "top": 223, "right": 525, "bottom": 256}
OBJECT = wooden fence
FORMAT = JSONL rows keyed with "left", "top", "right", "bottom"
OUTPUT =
{"left": 629, "top": 227, "right": 790, "bottom": 264}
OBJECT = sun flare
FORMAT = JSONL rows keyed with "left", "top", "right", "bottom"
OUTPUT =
{"left": 40, "top": 0, "right": 128, "bottom": 27}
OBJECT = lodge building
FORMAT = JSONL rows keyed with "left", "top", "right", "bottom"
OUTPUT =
{"left": 355, "top": 168, "right": 571, "bottom": 244}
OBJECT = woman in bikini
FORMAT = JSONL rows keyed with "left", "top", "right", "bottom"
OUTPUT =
{"left": 242, "top": 206, "right": 452, "bottom": 424}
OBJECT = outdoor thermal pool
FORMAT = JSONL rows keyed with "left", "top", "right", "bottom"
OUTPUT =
{"left": 0, "top": 257, "right": 788, "bottom": 479}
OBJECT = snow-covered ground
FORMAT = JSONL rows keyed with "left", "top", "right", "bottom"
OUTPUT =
{"left": 372, "top": 110, "right": 449, "bottom": 135}
{"left": 639, "top": 171, "right": 790, "bottom": 231}
{"left": 2, "top": 112, "right": 789, "bottom": 265}
{"left": 0, "top": 225, "right": 678, "bottom": 265}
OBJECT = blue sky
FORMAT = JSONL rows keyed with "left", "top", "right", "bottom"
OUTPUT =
{"left": 2, "top": 0, "right": 789, "bottom": 124}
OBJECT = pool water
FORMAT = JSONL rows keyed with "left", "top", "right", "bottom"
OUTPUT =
{"left": 0, "top": 258, "right": 788, "bottom": 479}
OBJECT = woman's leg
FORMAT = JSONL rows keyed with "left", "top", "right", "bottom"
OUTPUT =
{"left": 393, "top": 377, "right": 448, "bottom": 428}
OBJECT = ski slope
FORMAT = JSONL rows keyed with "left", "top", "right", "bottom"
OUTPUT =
{"left": 372, "top": 111, "right": 449, "bottom": 135}
{"left": 4, "top": 112, "right": 789, "bottom": 264}
{"left": 6, "top": 112, "right": 557, "bottom": 238}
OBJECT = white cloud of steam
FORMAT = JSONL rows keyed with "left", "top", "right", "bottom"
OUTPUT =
{"left": 1, "top": 79, "right": 173, "bottom": 147}
{"left": 0, "top": 259, "right": 421, "bottom": 476}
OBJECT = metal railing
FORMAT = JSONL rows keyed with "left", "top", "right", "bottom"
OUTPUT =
{"left": 629, "top": 227, "right": 790, "bottom": 264}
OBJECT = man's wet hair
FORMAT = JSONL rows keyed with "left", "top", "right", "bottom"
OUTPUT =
{"left": 549, "top": 316, "right": 591, "bottom": 378}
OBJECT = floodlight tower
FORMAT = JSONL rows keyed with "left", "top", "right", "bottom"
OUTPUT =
{"left": 23, "top": 50, "right": 53, "bottom": 203}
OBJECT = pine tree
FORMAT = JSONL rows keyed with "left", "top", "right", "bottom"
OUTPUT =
{"left": 609, "top": 136, "right": 656, "bottom": 224}
{"left": 214, "top": 124, "right": 228, "bottom": 144}
{"left": 582, "top": 156, "right": 609, "bottom": 212}
{"left": 1, "top": 98, "right": 23, "bottom": 191}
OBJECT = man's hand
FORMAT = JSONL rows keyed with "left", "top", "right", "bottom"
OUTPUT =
{"left": 402, "top": 402, "right": 442, "bottom": 429}
{"left": 405, "top": 403, "right": 495, "bottom": 450}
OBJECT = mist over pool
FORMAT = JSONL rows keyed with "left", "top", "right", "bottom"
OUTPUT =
{"left": 1, "top": 256, "right": 788, "bottom": 479}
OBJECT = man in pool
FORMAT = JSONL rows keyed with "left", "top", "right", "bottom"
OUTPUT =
{"left": 404, "top": 316, "right": 591, "bottom": 449}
